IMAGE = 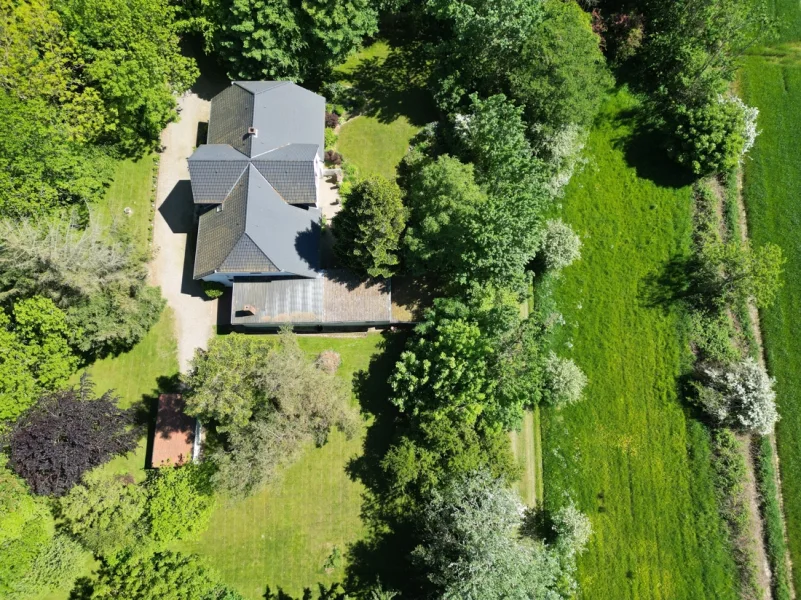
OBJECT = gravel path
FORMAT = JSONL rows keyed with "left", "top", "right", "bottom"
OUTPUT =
{"left": 149, "top": 93, "right": 216, "bottom": 373}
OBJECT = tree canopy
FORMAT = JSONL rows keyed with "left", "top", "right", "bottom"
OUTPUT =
{"left": 333, "top": 176, "right": 407, "bottom": 279}
{"left": 9, "top": 377, "right": 138, "bottom": 496}
{"left": 201, "top": 0, "right": 378, "bottom": 83}
{"left": 0, "top": 296, "right": 78, "bottom": 422}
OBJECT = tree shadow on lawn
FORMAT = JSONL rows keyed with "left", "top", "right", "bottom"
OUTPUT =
{"left": 340, "top": 47, "right": 438, "bottom": 127}
{"left": 610, "top": 108, "right": 696, "bottom": 190}
{"left": 639, "top": 254, "right": 719, "bottom": 315}
{"left": 341, "top": 331, "right": 429, "bottom": 597}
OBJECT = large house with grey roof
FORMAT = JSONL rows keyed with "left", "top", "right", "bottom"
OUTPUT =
{"left": 188, "top": 81, "right": 419, "bottom": 328}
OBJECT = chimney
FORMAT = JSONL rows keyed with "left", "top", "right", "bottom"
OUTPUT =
{"left": 248, "top": 126, "right": 258, "bottom": 138}
{"left": 242, "top": 304, "right": 257, "bottom": 316}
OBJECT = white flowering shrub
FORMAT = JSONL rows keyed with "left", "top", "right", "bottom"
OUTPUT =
{"left": 542, "top": 219, "right": 582, "bottom": 272}
{"left": 544, "top": 352, "right": 587, "bottom": 408}
{"left": 552, "top": 503, "right": 592, "bottom": 557}
{"left": 728, "top": 95, "right": 760, "bottom": 158}
{"left": 535, "top": 124, "right": 588, "bottom": 197}
{"left": 697, "top": 358, "right": 778, "bottom": 435}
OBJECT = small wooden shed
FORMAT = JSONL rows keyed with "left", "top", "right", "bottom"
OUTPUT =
{"left": 150, "top": 394, "right": 199, "bottom": 468}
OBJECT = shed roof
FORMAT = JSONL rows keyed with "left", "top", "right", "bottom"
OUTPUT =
{"left": 151, "top": 394, "right": 195, "bottom": 468}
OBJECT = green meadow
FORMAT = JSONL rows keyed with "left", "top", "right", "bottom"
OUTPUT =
{"left": 540, "top": 90, "right": 739, "bottom": 599}
{"left": 739, "top": 0, "right": 801, "bottom": 588}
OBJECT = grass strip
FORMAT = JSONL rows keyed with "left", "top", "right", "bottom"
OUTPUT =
{"left": 754, "top": 436, "right": 792, "bottom": 600}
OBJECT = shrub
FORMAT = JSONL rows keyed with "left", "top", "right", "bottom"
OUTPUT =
{"left": 667, "top": 94, "right": 750, "bottom": 175}
{"left": 9, "top": 534, "right": 85, "bottom": 599}
{"left": 541, "top": 218, "right": 582, "bottom": 271}
{"left": 325, "top": 149, "right": 342, "bottom": 165}
{"left": 325, "top": 112, "right": 340, "bottom": 128}
{"left": 695, "top": 358, "right": 779, "bottom": 435}
{"left": 552, "top": 503, "right": 592, "bottom": 557}
{"left": 325, "top": 128, "right": 338, "bottom": 150}
{"left": 314, "top": 350, "right": 341, "bottom": 374}
{"left": 687, "top": 311, "right": 740, "bottom": 363}
{"left": 200, "top": 280, "right": 225, "bottom": 299}
{"left": 544, "top": 352, "right": 587, "bottom": 408}
{"left": 146, "top": 465, "right": 214, "bottom": 543}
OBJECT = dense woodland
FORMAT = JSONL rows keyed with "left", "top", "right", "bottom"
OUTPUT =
{"left": 0, "top": 0, "right": 789, "bottom": 598}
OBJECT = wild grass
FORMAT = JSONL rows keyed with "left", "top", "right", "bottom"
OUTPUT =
{"left": 177, "top": 334, "right": 385, "bottom": 600}
{"left": 540, "top": 89, "right": 740, "bottom": 599}
{"left": 740, "top": 24, "right": 801, "bottom": 591}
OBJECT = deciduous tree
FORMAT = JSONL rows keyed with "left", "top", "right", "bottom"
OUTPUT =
{"left": 146, "top": 466, "right": 214, "bottom": 543}
{"left": 9, "top": 377, "right": 138, "bottom": 496}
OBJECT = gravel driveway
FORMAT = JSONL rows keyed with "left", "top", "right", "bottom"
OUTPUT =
{"left": 149, "top": 93, "right": 216, "bottom": 373}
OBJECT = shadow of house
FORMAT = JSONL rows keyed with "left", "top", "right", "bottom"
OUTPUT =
{"left": 158, "top": 180, "right": 195, "bottom": 234}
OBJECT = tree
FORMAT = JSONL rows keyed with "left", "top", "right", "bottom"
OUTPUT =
{"left": 403, "top": 155, "right": 486, "bottom": 286}
{"left": 412, "top": 470, "right": 563, "bottom": 599}
{"left": 389, "top": 300, "right": 494, "bottom": 428}
{"left": 77, "top": 551, "right": 245, "bottom": 600}
{"left": 0, "top": 0, "right": 106, "bottom": 142}
{"left": 59, "top": 470, "right": 148, "bottom": 557}
{"left": 541, "top": 219, "right": 582, "bottom": 272}
{"left": 667, "top": 94, "right": 752, "bottom": 175}
{"left": 9, "top": 377, "right": 138, "bottom": 496}
{"left": 695, "top": 358, "right": 779, "bottom": 435}
{"left": 508, "top": 0, "right": 612, "bottom": 135}
{"left": 205, "top": 0, "right": 377, "bottom": 83}
{"left": 56, "top": 0, "right": 198, "bottom": 154}
{"left": 188, "top": 330, "right": 359, "bottom": 497}
{"left": 0, "top": 296, "right": 78, "bottom": 422}
{"left": 700, "top": 240, "right": 784, "bottom": 308}
{"left": 333, "top": 176, "right": 407, "bottom": 279}
{"left": 0, "top": 92, "right": 114, "bottom": 218}
{"left": 0, "top": 217, "right": 165, "bottom": 357}
{"left": 7, "top": 534, "right": 85, "bottom": 600}
{"left": 543, "top": 352, "right": 588, "bottom": 408}
{"left": 185, "top": 334, "right": 268, "bottom": 430}
{"left": 146, "top": 466, "right": 214, "bottom": 543}
{"left": 0, "top": 459, "right": 53, "bottom": 595}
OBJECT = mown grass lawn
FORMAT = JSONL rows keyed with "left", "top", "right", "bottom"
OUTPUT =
{"left": 94, "top": 154, "right": 157, "bottom": 249}
{"left": 540, "top": 89, "right": 739, "bottom": 599}
{"left": 178, "top": 334, "right": 387, "bottom": 600}
{"left": 740, "top": 3, "right": 801, "bottom": 586}
{"left": 334, "top": 41, "right": 435, "bottom": 180}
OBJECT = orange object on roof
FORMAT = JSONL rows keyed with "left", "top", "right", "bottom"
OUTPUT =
{"left": 151, "top": 394, "right": 196, "bottom": 468}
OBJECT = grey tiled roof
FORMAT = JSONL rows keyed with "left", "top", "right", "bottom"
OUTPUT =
{"left": 208, "top": 85, "right": 253, "bottom": 156}
{"left": 219, "top": 234, "right": 278, "bottom": 273}
{"left": 188, "top": 145, "right": 249, "bottom": 204}
{"left": 193, "top": 166, "right": 320, "bottom": 279}
{"left": 252, "top": 159, "right": 316, "bottom": 205}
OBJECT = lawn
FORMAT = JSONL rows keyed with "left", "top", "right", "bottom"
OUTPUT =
{"left": 334, "top": 41, "right": 436, "bottom": 180}
{"left": 178, "top": 334, "right": 387, "bottom": 600}
{"left": 94, "top": 154, "right": 158, "bottom": 249}
{"left": 739, "top": 1, "right": 801, "bottom": 587}
{"left": 540, "top": 89, "right": 740, "bottom": 599}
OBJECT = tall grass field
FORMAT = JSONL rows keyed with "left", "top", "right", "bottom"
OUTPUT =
{"left": 540, "top": 90, "right": 739, "bottom": 599}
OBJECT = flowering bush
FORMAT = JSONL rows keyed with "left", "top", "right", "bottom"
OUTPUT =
{"left": 544, "top": 352, "right": 587, "bottom": 408}
{"left": 542, "top": 218, "right": 582, "bottom": 271}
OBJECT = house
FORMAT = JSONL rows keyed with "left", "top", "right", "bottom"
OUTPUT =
{"left": 150, "top": 394, "right": 200, "bottom": 468}
{"left": 189, "top": 81, "right": 421, "bottom": 328}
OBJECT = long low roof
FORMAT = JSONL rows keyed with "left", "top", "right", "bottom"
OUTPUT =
{"left": 231, "top": 271, "right": 397, "bottom": 325}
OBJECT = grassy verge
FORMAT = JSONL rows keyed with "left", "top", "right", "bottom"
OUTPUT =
{"left": 739, "top": 4, "right": 801, "bottom": 585}
{"left": 540, "top": 89, "right": 739, "bottom": 599}
{"left": 178, "top": 334, "right": 385, "bottom": 600}
{"left": 510, "top": 408, "right": 543, "bottom": 507}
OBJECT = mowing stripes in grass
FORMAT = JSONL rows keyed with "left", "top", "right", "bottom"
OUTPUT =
{"left": 540, "top": 89, "right": 739, "bottom": 599}
{"left": 178, "top": 334, "right": 384, "bottom": 600}
{"left": 740, "top": 49, "right": 801, "bottom": 591}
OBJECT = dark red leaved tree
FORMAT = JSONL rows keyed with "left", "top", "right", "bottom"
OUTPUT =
{"left": 9, "top": 375, "right": 138, "bottom": 496}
